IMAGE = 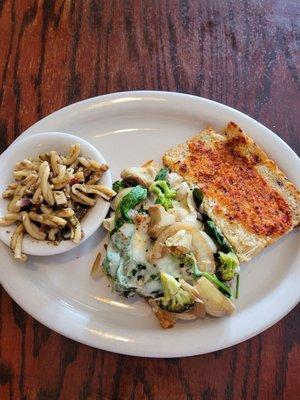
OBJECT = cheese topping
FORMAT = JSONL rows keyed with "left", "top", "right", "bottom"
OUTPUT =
{"left": 177, "top": 138, "right": 292, "bottom": 237}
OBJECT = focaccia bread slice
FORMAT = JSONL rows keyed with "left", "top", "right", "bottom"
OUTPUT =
{"left": 163, "top": 122, "right": 300, "bottom": 262}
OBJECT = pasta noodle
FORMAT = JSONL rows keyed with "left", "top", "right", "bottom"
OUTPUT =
{"left": 1, "top": 143, "right": 116, "bottom": 261}
{"left": 61, "top": 144, "right": 80, "bottom": 165}
{"left": 39, "top": 161, "right": 55, "bottom": 205}
{"left": 21, "top": 211, "right": 47, "bottom": 240}
{"left": 49, "top": 151, "right": 60, "bottom": 175}
{"left": 10, "top": 223, "right": 27, "bottom": 262}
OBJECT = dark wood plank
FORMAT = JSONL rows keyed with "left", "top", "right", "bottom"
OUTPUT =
{"left": 0, "top": 1, "right": 299, "bottom": 399}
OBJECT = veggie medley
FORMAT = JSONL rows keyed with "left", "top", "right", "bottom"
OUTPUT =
{"left": 101, "top": 161, "right": 240, "bottom": 328}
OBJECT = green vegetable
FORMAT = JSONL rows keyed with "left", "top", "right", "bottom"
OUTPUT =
{"left": 193, "top": 188, "right": 203, "bottom": 208}
{"left": 183, "top": 253, "right": 201, "bottom": 277}
{"left": 218, "top": 251, "right": 240, "bottom": 281}
{"left": 112, "top": 185, "right": 147, "bottom": 234}
{"left": 158, "top": 272, "right": 195, "bottom": 313}
{"left": 111, "top": 218, "right": 124, "bottom": 235}
{"left": 120, "top": 186, "right": 147, "bottom": 221}
{"left": 201, "top": 272, "right": 232, "bottom": 298}
{"left": 205, "top": 219, "right": 232, "bottom": 253}
{"left": 235, "top": 274, "right": 240, "bottom": 299}
{"left": 112, "top": 180, "right": 125, "bottom": 193}
{"left": 155, "top": 167, "right": 169, "bottom": 181}
{"left": 115, "top": 260, "right": 135, "bottom": 292}
{"left": 149, "top": 180, "right": 176, "bottom": 210}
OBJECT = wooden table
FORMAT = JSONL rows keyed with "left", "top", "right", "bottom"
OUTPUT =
{"left": 0, "top": 1, "right": 299, "bottom": 399}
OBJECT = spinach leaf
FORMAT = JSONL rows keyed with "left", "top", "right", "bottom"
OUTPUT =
{"left": 120, "top": 185, "right": 148, "bottom": 221}
{"left": 155, "top": 167, "right": 169, "bottom": 181}
{"left": 202, "top": 272, "right": 232, "bottom": 298}
{"left": 205, "top": 219, "right": 233, "bottom": 253}
{"left": 193, "top": 187, "right": 204, "bottom": 207}
{"left": 111, "top": 185, "right": 147, "bottom": 234}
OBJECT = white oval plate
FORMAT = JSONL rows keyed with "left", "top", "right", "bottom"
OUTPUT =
{"left": 0, "top": 132, "right": 111, "bottom": 256}
{"left": 0, "top": 91, "right": 299, "bottom": 357}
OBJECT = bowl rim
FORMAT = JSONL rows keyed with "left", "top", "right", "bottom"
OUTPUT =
{"left": 0, "top": 131, "right": 112, "bottom": 256}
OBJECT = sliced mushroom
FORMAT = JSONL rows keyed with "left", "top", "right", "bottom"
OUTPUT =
{"left": 177, "top": 300, "right": 206, "bottom": 319}
{"left": 148, "top": 204, "right": 176, "bottom": 238}
{"left": 194, "top": 276, "right": 235, "bottom": 317}
{"left": 103, "top": 213, "right": 115, "bottom": 232}
{"left": 120, "top": 165, "right": 157, "bottom": 187}
{"left": 148, "top": 297, "right": 205, "bottom": 327}
{"left": 165, "top": 229, "right": 192, "bottom": 255}
{"left": 199, "top": 231, "right": 218, "bottom": 253}
{"left": 188, "top": 301, "right": 206, "bottom": 318}
{"left": 169, "top": 203, "right": 190, "bottom": 222}
{"left": 148, "top": 298, "right": 177, "bottom": 328}
{"left": 150, "top": 222, "right": 215, "bottom": 273}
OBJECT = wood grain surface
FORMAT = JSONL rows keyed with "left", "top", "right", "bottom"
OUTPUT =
{"left": 0, "top": 1, "right": 299, "bottom": 399}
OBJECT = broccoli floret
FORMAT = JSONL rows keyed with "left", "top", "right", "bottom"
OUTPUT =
{"left": 183, "top": 253, "right": 201, "bottom": 278}
{"left": 158, "top": 272, "right": 195, "bottom": 313}
{"left": 218, "top": 251, "right": 240, "bottom": 281}
{"left": 149, "top": 180, "right": 176, "bottom": 210}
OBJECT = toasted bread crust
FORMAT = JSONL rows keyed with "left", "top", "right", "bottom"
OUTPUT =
{"left": 163, "top": 122, "right": 300, "bottom": 262}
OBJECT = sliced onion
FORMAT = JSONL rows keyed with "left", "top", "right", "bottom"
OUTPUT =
{"left": 199, "top": 231, "right": 218, "bottom": 253}
{"left": 111, "top": 187, "right": 132, "bottom": 210}
{"left": 150, "top": 222, "right": 215, "bottom": 273}
{"left": 194, "top": 277, "right": 235, "bottom": 317}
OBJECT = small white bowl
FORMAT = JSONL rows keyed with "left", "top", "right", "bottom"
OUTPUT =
{"left": 0, "top": 132, "right": 112, "bottom": 256}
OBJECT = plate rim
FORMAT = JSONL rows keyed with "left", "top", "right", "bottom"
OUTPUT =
{"left": 0, "top": 90, "right": 299, "bottom": 358}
